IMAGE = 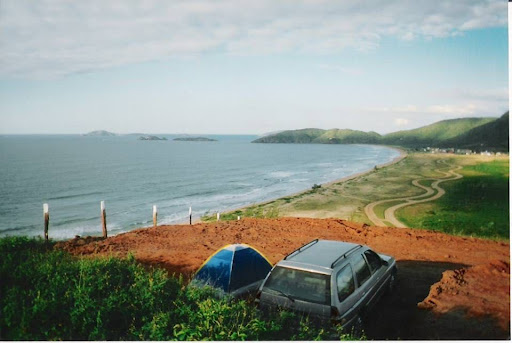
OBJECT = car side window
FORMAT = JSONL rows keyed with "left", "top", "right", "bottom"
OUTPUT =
{"left": 353, "top": 254, "right": 371, "bottom": 287}
{"left": 336, "top": 264, "right": 355, "bottom": 302}
{"left": 364, "top": 250, "right": 382, "bottom": 273}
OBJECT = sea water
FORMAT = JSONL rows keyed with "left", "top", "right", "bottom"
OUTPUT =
{"left": 0, "top": 135, "right": 399, "bottom": 239}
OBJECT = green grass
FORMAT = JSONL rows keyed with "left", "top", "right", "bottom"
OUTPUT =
{"left": 201, "top": 153, "right": 509, "bottom": 240}
{"left": 396, "top": 159, "right": 509, "bottom": 239}
{"left": 211, "top": 154, "right": 453, "bottom": 223}
{"left": 201, "top": 204, "right": 280, "bottom": 222}
{"left": 0, "top": 237, "right": 358, "bottom": 341}
{"left": 373, "top": 201, "right": 403, "bottom": 219}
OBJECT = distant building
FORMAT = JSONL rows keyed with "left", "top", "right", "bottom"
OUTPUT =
{"left": 456, "top": 149, "right": 473, "bottom": 155}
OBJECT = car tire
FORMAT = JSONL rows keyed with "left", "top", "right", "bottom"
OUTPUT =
{"left": 348, "top": 315, "right": 363, "bottom": 338}
{"left": 351, "top": 315, "right": 364, "bottom": 337}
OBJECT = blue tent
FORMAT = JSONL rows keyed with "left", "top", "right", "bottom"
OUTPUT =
{"left": 193, "top": 244, "right": 272, "bottom": 296}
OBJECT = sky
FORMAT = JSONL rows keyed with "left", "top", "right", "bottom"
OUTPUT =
{"left": 0, "top": 0, "right": 508, "bottom": 135}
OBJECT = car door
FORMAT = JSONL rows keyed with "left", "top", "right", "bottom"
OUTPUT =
{"left": 362, "top": 249, "right": 387, "bottom": 308}
{"left": 351, "top": 253, "right": 373, "bottom": 311}
{"left": 333, "top": 263, "right": 359, "bottom": 324}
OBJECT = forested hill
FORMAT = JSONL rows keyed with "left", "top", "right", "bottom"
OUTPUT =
{"left": 438, "top": 112, "right": 509, "bottom": 151}
{"left": 380, "top": 117, "right": 495, "bottom": 147}
{"left": 253, "top": 113, "right": 508, "bottom": 151}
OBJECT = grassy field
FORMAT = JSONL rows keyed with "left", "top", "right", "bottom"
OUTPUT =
{"left": 204, "top": 152, "right": 509, "bottom": 240}
{"left": 396, "top": 158, "right": 509, "bottom": 239}
{"left": 0, "top": 236, "right": 356, "bottom": 341}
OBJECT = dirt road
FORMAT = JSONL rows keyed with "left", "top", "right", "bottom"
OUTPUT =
{"left": 365, "top": 161, "right": 463, "bottom": 227}
{"left": 56, "top": 217, "right": 509, "bottom": 339}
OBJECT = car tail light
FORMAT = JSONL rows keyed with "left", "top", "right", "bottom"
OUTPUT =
{"left": 331, "top": 306, "right": 343, "bottom": 325}
{"left": 330, "top": 306, "right": 339, "bottom": 318}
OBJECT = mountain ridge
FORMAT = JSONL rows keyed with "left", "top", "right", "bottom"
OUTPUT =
{"left": 253, "top": 113, "right": 508, "bottom": 152}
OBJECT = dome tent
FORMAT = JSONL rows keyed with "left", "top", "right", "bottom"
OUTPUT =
{"left": 192, "top": 244, "right": 272, "bottom": 297}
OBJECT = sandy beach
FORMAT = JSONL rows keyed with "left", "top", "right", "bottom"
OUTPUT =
{"left": 201, "top": 146, "right": 407, "bottom": 222}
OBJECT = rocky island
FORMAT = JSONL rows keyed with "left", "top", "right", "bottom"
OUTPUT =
{"left": 173, "top": 137, "right": 217, "bottom": 142}
{"left": 83, "top": 130, "right": 117, "bottom": 136}
{"left": 138, "top": 135, "right": 167, "bottom": 141}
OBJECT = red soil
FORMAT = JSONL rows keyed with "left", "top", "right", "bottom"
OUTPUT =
{"left": 56, "top": 217, "right": 510, "bottom": 339}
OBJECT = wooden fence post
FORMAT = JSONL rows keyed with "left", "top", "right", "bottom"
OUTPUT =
{"left": 189, "top": 207, "right": 192, "bottom": 225}
{"left": 153, "top": 205, "right": 158, "bottom": 227}
{"left": 101, "top": 201, "right": 107, "bottom": 238}
{"left": 43, "top": 203, "right": 49, "bottom": 241}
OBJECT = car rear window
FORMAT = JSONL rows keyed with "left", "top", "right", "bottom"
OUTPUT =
{"left": 263, "top": 266, "right": 331, "bottom": 305}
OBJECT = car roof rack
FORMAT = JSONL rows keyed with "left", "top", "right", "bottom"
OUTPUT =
{"left": 330, "top": 245, "right": 362, "bottom": 268}
{"left": 284, "top": 239, "right": 319, "bottom": 260}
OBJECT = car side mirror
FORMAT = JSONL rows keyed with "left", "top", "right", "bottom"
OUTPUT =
{"left": 381, "top": 259, "right": 388, "bottom": 266}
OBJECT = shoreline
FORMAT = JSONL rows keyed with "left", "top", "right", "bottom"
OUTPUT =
{"left": 198, "top": 145, "right": 407, "bottom": 221}
{"left": 323, "top": 145, "right": 407, "bottom": 187}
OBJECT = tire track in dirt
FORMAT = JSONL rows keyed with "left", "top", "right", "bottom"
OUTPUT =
{"left": 364, "top": 161, "right": 463, "bottom": 228}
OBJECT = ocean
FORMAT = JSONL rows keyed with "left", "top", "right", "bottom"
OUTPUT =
{"left": 0, "top": 134, "right": 399, "bottom": 239}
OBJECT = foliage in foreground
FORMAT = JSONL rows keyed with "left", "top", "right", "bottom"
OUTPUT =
{"left": 0, "top": 237, "right": 357, "bottom": 341}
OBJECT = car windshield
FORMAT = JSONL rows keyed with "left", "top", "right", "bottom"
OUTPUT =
{"left": 263, "top": 266, "right": 331, "bottom": 305}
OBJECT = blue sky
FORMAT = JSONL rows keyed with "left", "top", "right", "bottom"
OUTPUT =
{"left": 0, "top": 1, "right": 508, "bottom": 134}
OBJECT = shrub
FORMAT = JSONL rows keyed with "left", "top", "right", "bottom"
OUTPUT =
{"left": 0, "top": 237, "right": 359, "bottom": 341}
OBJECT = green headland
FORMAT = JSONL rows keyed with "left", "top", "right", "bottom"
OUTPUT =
{"left": 254, "top": 112, "right": 509, "bottom": 152}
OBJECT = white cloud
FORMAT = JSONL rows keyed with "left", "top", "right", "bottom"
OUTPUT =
{"left": 365, "top": 105, "right": 418, "bottom": 113}
{"left": 394, "top": 118, "right": 410, "bottom": 126}
{"left": 316, "top": 63, "right": 363, "bottom": 75}
{"left": 0, "top": 0, "right": 507, "bottom": 78}
{"left": 427, "top": 103, "right": 477, "bottom": 116}
{"left": 402, "top": 32, "right": 415, "bottom": 41}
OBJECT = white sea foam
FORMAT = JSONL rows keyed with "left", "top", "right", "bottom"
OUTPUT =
{"left": 269, "top": 171, "right": 295, "bottom": 178}
{"left": 46, "top": 222, "right": 124, "bottom": 240}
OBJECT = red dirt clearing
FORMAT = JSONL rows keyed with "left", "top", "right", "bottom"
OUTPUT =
{"left": 56, "top": 217, "right": 510, "bottom": 339}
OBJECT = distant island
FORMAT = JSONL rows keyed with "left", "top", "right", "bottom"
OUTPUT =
{"left": 139, "top": 135, "right": 167, "bottom": 141}
{"left": 173, "top": 137, "right": 217, "bottom": 142}
{"left": 253, "top": 112, "right": 509, "bottom": 152}
{"left": 83, "top": 130, "right": 117, "bottom": 136}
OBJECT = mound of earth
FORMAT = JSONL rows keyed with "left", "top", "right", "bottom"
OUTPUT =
{"left": 55, "top": 217, "right": 509, "bottom": 339}
{"left": 419, "top": 260, "right": 510, "bottom": 327}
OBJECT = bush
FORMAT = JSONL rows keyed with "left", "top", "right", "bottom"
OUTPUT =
{"left": 0, "top": 237, "right": 358, "bottom": 341}
{"left": 312, "top": 184, "right": 322, "bottom": 190}
{"left": 0, "top": 237, "right": 180, "bottom": 340}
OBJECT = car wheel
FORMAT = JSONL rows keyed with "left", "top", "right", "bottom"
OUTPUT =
{"left": 387, "top": 267, "right": 397, "bottom": 294}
